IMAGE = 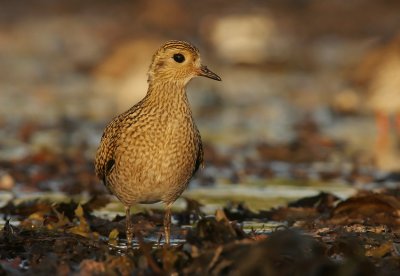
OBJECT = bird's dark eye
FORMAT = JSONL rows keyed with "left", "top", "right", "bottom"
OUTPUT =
{"left": 173, "top": 53, "right": 185, "bottom": 63}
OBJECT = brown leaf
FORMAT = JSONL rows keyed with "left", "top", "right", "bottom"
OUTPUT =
{"left": 105, "top": 256, "right": 135, "bottom": 275}
{"left": 269, "top": 207, "right": 318, "bottom": 222}
{"left": 330, "top": 193, "right": 400, "bottom": 226}
{"left": 68, "top": 204, "right": 99, "bottom": 239}
{"left": 365, "top": 242, "right": 393, "bottom": 258}
{"left": 79, "top": 259, "right": 105, "bottom": 276}
{"left": 288, "top": 192, "right": 340, "bottom": 213}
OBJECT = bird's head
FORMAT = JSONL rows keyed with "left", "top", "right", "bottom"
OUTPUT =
{"left": 148, "top": 40, "right": 221, "bottom": 85}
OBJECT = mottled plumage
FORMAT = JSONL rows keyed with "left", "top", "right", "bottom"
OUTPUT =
{"left": 95, "top": 40, "right": 221, "bottom": 245}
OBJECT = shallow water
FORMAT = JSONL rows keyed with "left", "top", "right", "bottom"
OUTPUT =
{"left": 0, "top": 179, "right": 356, "bottom": 230}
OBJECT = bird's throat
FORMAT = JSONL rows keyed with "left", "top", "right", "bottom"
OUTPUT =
{"left": 145, "top": 81, "right": 191, "bottom": 111}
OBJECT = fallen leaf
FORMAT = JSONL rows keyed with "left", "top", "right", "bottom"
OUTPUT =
{"left": 366, "top": 242, "right": 393, "bottom": 258}
{"left": 68, "top": 204, "right": 98, "bottom": 239}
{"left": 108, "top": 228, "right": 119, "bottom": 247}
{"left": 330, "top": 193, "right": 400, "bottom": 226}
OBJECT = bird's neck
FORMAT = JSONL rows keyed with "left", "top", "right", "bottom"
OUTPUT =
{"left": 144, "top": 80, "right": 190, "bottom": 111}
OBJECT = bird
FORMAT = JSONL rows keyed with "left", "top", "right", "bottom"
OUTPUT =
{"left": 367, "top": 38, "right": 400, "bottom": 149}
{"left": 95, "top": 40, "right": 221, "bottom": 245}
{"left": 354, "top": 35, "right": 400, "bottom": 149}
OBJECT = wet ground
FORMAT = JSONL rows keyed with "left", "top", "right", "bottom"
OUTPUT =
{"left": 2, "top": 0, "right": 400, "bottom": 275}
{"left": 2, "top": 123, "right": 400, "bottom": 275}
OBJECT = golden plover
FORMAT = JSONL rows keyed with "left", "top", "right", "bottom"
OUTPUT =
{"left": 95, "top": 40, "right": 221, "bottom": 245}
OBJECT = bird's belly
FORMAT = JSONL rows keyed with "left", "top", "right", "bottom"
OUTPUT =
{"left": 110, "top": 132, "right": 198, "bottom": 206}
{"left": 139, "top": 145, "right": 196, "bottom": 201}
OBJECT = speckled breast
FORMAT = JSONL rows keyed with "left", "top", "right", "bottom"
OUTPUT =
{"left": 107, "top": 113, "right": 200, "bottom": 206}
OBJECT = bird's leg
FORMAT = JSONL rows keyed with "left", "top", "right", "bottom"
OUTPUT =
{"left": 125, "top": 206, "right": 133, "bottom": 246}
{"left": 164, "top": 205, "right": 172, "bottom": 245}
{"left": 376, "top": 111, "right": 390, "bottom": 149}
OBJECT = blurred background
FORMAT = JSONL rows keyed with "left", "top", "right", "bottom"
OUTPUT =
{"left": 1, "top": 0, "right": 400, "bottom": 208}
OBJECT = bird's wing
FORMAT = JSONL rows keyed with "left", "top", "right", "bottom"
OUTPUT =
{"left": 95, "top": 118, "right": 120, "bottom": 183}
{"left": 194, "top": 136, "right": 204, "bottom": 174}
{"left": 95, "top": 103, "right": 141, "bottom": 183}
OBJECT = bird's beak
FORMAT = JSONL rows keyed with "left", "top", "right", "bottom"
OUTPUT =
{"left": 198, "top": 65, "right": 221, "bottom": 81}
